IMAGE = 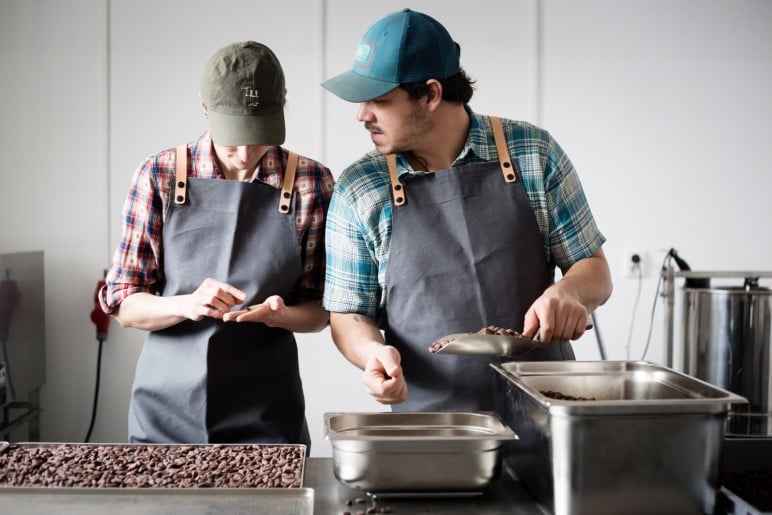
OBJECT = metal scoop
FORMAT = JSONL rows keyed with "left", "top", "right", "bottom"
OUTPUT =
{"left": 430, "top": 321, "right": 593, "bottom": 357}
{"left": 430, "top": 332, "right": 540, "bottom": 357}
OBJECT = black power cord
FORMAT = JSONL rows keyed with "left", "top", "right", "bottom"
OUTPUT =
{"left": 84, "top": 336, "right": 105, "bottom": 443}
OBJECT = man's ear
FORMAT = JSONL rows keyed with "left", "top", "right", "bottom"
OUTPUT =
{"left": 425, "top": 79, "right": 443, "bottom": 109}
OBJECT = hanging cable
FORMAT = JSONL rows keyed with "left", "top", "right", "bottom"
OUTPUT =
{"left": 640, "top": 251, "right": 672, "bottom": 361}
{"left": 86, "top": 273, "right": 110, "bottom": 443}
{"left": 591, "top": 311, "right": 607, "bottom": 360}
{"left": 625, "top": 260, "right": 643, "bottom": 360}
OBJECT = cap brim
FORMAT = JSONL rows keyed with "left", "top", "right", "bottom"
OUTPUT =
{"left": 321, "top": 70, "right": 399, "bottom": 103}
{"left": 208, "top": 108, "right": 285, "bottom": 146}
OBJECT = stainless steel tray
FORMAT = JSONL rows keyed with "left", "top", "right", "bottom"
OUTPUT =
{"left": 493, "top": 359, "right": 747, "bottom": 415}
{"left": 0, "top": 442, "right": 311, "bottom": 513}
{"left": 493, "top": 361, "right": 747, "bottom": 515}
{"left": 0, "top": 442, "right": 306, "bottom": 489}
{"left": 0, "top": 487, "right": 314, "bottom": 515}
{"left": 325, "top": 411, "right": 517, "bottom": 493}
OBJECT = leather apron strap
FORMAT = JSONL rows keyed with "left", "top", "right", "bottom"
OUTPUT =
{"left": 489, "top": 116, "right": 518, "bottom": 183}
{"left": 278, "top": 151, "right": 298, "bottom": 213}
{"left": 174, "top": 144, "right": 188, "bottom": 204}
{"left": 386, "top": 154, "right": 405, "bottom": 206}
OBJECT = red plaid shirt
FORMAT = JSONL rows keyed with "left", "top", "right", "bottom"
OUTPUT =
{"left": 100, "top": 132, "right": 334, "bottom": 313}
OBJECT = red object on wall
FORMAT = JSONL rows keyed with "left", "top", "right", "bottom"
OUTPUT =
{"left": 90, "top": 279, "right": 110, "bottom": 340}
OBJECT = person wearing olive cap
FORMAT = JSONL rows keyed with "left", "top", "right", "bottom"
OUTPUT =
{"left": 101, "top": 41, "right": 334, "bottom": 444}
{"left": 321, "top": 10, "right": 612, "bottom": 411}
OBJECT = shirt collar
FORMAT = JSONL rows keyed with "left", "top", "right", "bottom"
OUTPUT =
{"left": 190, "top": 132, "right": 224, "bottom": 179}
{"left": 394, "top": 106, "right": 484, "bottom": 178}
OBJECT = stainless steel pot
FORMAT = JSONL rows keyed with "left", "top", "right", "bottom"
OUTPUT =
{"left": 682, "top": 281, "right": 772, "bottom": 436}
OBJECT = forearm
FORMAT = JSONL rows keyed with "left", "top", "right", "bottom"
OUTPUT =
{"left": 113, "top": 292, "right": 187, "bottom": 331}
{"left": 278, "top": 300, "right": 329, "bottom": 333}
{"left": 552, "top": 248, "right": 613, "bottom": 312}
{"left": 329, "top": 312, "right": 386, "bottom": 370}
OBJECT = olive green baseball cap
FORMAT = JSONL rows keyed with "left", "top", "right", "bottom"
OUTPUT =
{"left": 200, "top": 41, "right": 285, "bottom": 146}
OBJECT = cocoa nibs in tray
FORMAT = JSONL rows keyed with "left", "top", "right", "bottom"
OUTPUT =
{"left": 540, "top": 390, "right": 597, "bottom": 401}
{"left": 0, "top": 444, "right": 304, "bottom": 488}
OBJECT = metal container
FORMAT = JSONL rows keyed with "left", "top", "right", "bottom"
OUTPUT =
{"left": 0, "top": 442, "right": 311, "bottom": 515}
{"left": 682, "top": 283, "right": 772, "bottom": 435}
{"left": 492, "top": 361, "right": 747, "bottom": 515}
{"left": 324, "top": 411, "right": 517, "bottom": 493}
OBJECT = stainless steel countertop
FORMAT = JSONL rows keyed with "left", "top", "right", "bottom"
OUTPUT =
{"left": 0, "top": 455, "right": 547, "bottom": 514}
{"left": 305, "top": 457, "right": 547, "bottom": 514}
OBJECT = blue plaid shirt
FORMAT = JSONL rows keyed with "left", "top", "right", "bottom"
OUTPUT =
{"left": 322, "top": 109, "right": 605, "bottom": 319}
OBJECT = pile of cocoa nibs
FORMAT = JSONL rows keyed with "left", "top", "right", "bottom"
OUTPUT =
{"left": 540, "top": 390, "right": 596, "bottom": 401}
{"left": 0, "top": 443, "right": 304, "bottom": 488}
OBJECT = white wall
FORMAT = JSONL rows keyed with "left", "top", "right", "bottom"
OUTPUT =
{"left": 1, "top": 0, "right": 770, "bottom": 456}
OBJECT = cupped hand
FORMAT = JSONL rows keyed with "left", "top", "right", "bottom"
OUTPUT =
{"left": 222, "top": 295, "right": 285, "bottom": 325}
{"left": 363, "top": 345, "right": 407, "bottom": 404}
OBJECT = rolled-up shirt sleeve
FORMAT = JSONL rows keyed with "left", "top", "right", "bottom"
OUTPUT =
{"left": 99, "top": 158, "right": 166, "bottom": 314}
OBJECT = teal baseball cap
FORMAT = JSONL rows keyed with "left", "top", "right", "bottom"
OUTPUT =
{"left": 322, "top": 9, "right": 460, "bottom": 102}
{"left": 200, "top": 41, "right": 285, "bottom": 146}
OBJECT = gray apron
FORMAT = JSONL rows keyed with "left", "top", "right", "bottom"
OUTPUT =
{"left": 128, "top": 146, "right": 310, "bottom": 445}
{"left": 384, "top": 116, "right": 574, "bottom": 412}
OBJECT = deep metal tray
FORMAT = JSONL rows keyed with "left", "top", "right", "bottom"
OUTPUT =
{"left": 325, "top": 411, "right": 517, "bottom": 494}
{"left": 492, "top": 361, "right": 747, "bottom": 515}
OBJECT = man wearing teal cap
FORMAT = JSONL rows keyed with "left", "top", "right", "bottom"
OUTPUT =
{"left": 321, "top": 9, "right": 612, "bottom": 411}
{"left": 101, "top": 41, "right": 334, "bottom": 444}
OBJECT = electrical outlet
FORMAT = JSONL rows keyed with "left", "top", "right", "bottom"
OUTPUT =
{"left": 624, "top": 250, "right": 647, "bottom": 278}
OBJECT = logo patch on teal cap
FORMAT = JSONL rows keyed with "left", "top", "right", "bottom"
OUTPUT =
{"left": 355, "top": 39, "right": 375, "bottom": 68}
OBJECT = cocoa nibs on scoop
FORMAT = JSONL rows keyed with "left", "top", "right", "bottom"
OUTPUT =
{"left": 429, "top": 325, "right": 524, "bottom": 353}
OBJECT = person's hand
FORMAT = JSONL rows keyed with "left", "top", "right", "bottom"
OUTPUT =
{"left": 363, "top": 345, "right": 407, "bottom": 404}
{"left": 523, "top": 289, "right": 589, "bottom": 345}
{"left": 180, "top": 278, "right": 246, "bottom": 321}
{"left": 222, "top": 295, "right": 285, "bottom": 325}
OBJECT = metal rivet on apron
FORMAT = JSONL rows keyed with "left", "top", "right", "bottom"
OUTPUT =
{"left": 395, "top": 185, "right": 402, "bottom": 191}
{"left": 396, "top": 197, "right": 404, "bottom": 203}
{"left": 503, "top": 162, "right": 511, "bottom": 168}
{"left": 280, "top": 204, "right": 289, "bottom": 212}
{"left": 176, "top": 195, "right": 184, "bottom": 202}
{"left": 283, "top": 192, "right": 290, "bottom": 199}
{"left": 177, "top": 181, "right": 185, "bottom": 189}
{"left": 507, "top": 174, "right": 515, "bottom": 181}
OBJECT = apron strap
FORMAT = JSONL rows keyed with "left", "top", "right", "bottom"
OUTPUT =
{"left": 490, "top": 116, "right": 517, "bottom": 183}
{"left": 386, "top": 154, "right": 406, "bottom": 206}
{"left": 278, "top": 151, "right": 299, "bottom": 213}
{"left": 174, "top": 144, "right": 188, "bottom": 205}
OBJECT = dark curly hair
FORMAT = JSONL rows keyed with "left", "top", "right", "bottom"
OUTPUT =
{"left": 399, "top": 69, "right": 475, "bottom": 104}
